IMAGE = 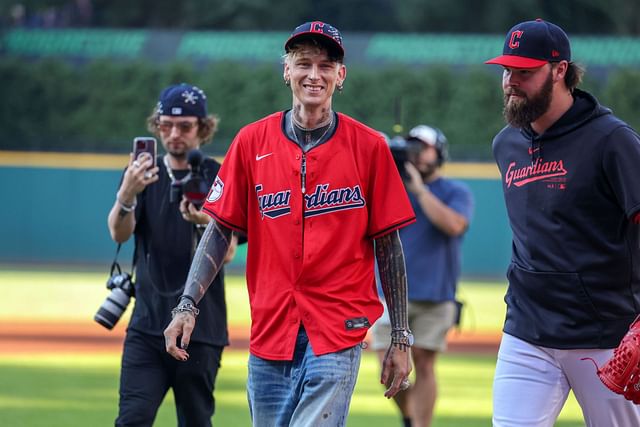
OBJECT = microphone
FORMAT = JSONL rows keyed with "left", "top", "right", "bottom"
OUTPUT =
{"left": 183, "top": 149, "right": 208, "bottom": 208}
{"left": 187, "top": 149, "right": 204, "bottom": 172}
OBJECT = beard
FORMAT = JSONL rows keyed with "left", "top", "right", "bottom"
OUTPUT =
{"left": 165, "top": 140, "right": 188, "bottom": 159}
{"left": 167, "top": 148, "right": 187, "bottom": 159}
{"left": 503, "top": 70, "right": 553, "bottom": 128}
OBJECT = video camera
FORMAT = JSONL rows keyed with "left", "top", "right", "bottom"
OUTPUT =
{"left": 387, "top": 135, "right": 422, "bottom": 181}
{"left": 169, "top": 149, "right": 210, "bottom": 208}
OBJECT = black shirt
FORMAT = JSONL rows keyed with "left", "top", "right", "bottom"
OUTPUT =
{"left": 128, "top": 155, "right": 228, "bottom": 347}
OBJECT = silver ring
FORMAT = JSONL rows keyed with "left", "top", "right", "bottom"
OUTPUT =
{"left": 400, "top": 378, "right": 411, "bottom": 391}
{"left": 144, "top": 171, "right": 152, "bottom": 179}
{"left": 133, "top": 160, "right": 140, "bottom": 168}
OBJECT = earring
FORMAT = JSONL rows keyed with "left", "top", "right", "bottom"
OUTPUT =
{"left": 337, "top": 82, "right": 344, "bottom": 93}
{"left": 284, "top": 79, "right": 290, "bottom": 87}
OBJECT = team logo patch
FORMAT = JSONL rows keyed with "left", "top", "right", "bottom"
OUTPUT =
{"left": 256, "top": 184, "right": 291, "bottom": 219}
{"left": 509, "top": 30, "right": 523, "bottom": 49}
{"left": 505, "top": 159, "right": 568, "bottom": 189}
{"left": 304, "top": 184, "right": 366, "bottom": 217}
{"left": 207, "top": 176, "right": 224, "bottom": 202}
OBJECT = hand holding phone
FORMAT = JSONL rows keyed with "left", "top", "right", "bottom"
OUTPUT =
{"left": 133, "top": 137, "right": 157, "bottom": 169}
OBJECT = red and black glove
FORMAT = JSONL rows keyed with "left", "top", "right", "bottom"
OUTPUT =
{"left": 585, "top": 315, "right": 640, "bottom": 404}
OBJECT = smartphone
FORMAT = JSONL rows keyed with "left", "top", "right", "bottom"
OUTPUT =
{"left": 133, "top": 137, "right": 157, "bottom": 168}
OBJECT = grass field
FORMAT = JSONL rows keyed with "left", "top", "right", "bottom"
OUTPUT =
{"left": 0, "top": 268, "right": 585, "bottom": 426}
{"left": 0, "top": 268, "right": 507, "bottom": 331}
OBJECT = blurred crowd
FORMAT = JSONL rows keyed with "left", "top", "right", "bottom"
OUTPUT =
{"left": 6, "top": 0, "right": 93, "bottom": 28}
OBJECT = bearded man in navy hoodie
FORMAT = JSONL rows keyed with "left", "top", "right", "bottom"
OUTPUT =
{"left": 486, "top": 19, "right": 640, "bottom": 427}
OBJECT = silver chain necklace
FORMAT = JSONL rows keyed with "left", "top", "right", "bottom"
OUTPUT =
{"left": 163, "top": 155, "right": 177, "bottom": 182}
{"left": 290, "top": 113, "right": 334, "bottom": 151}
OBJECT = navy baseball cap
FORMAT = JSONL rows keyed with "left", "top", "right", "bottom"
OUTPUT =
{"left": 156, "top": 83, "right": 208, "bottom": 118}
{"left": 285, "top": 21, "right": 345, "bottom": 59}
{"left": 485, "top": 19, "right": 571, "bottom": 68}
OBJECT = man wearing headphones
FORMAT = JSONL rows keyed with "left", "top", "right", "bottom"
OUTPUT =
{"left": 372, "top": 125, "right": 474, "bottom": 427}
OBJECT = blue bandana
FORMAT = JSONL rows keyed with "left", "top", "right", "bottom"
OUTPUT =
{"left": 156, "top": 83, "right": 207, "bottom": 118}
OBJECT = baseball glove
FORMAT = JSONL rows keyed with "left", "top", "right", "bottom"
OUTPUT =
{"left": 584, "top": 315, "right": 640, "bottom": 404}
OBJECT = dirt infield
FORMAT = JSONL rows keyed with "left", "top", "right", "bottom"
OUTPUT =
{"left": 0, "top": 321, "right": 500, "bottom": 354}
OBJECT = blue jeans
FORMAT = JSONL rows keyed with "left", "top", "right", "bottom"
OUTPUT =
{"left": 247, "top": 326, "right": 362, "bottom": 427}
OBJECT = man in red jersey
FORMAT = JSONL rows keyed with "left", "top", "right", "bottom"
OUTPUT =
{"left": 164, "top": 21, "right": 416, "bottom": 426}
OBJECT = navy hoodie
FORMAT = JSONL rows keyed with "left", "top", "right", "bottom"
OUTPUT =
{"left": 493, "top": 89, "right": 640, "bottom": 349}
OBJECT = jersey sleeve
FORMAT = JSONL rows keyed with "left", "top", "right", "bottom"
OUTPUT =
{"left": 602, "top": 125, "right": 640, "bottom": 221}
{"left": 366, "top": 136, "right": 416, "bottom": 238}
{"left": 202, "top": 131, "right": 249, "bottom": 233}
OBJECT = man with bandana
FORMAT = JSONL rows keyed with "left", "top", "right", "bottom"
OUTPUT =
{"left": 107, "top": 83, "right": 236, "bottom": 426}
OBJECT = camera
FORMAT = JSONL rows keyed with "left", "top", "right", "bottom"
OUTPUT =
{"left": 387, "top": 135, "right": 422, "bottom": 181}
{"left": 94, "top": 265, "right": 135, "bottom": 330}
{"left": 169, "top": 149, "right": 209, "bottom": 208}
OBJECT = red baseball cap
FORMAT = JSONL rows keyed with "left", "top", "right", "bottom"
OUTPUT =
{"left": 485, "top": 19, "right": 571, "bottom": 68}
{"left": 285, "top": 21, "right": 345, "bottom": 59}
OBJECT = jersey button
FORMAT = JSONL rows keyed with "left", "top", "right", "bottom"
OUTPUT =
{"left": 293, "top": 252, "right": 300, "bottom": 258}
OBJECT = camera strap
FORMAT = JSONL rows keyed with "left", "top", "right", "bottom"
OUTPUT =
{"left": 109, "top": 244, "right": 124, "bottom": 277}
{"left": 110, "top": 242, "right": 137, "bottom": 284}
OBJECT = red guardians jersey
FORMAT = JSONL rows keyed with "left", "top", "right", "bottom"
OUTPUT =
{"left": 203, "top": 111, "right": 415, "bottom": 360}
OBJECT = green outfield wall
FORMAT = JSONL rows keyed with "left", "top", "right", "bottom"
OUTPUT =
{"left": 0, "top": 152, "right": 511, "bottom": 279}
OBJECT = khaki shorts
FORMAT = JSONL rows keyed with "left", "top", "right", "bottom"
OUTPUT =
{"left": 370, "top": 300, "right": 457, "bottom": 352}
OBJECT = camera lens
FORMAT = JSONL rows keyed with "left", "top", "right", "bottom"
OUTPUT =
{"left": 94, "top": 287, "right": 132, "bottom": 330}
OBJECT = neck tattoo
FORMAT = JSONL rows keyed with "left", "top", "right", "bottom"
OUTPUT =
{"left": 291, "top": 113, "right": 332, "bottom": 131}
{"left": 290, "top": 112, "right": 334, "bottom": 151}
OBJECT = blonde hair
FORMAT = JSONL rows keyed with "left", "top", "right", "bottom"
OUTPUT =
{"left": 283, "top": 39, "right": 344, "bottom": 65}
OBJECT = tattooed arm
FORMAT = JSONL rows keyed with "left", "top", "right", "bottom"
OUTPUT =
{"left": 374, "top": 230, "right": 412, "bottom": 398}
{"left": 376, "top": 230, "right": 410, "bottom": 337}
{"left": 164, "top": 219, "right": 233, "bottom": 361}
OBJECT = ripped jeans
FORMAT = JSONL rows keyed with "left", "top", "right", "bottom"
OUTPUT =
{"left": 247, "top": 326, "right": 362, "bottom": 427}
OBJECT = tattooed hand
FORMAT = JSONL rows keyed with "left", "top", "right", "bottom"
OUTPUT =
{"left": 164, "top": 307, "right": 196, "bottom": 361}
{"left": 163, "top": 219, "right": 233, "bottom": 360}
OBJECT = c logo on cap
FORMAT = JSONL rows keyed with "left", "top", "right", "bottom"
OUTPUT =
{"left": 509, "top": 30, "right": 523, "bottom": 49}
{"left": 310, "top": 21, "right": 325, "bottom": 33}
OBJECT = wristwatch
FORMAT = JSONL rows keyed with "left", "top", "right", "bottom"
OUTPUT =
{"left": 391, "top": 328, "right": 414, "bottom": 347}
